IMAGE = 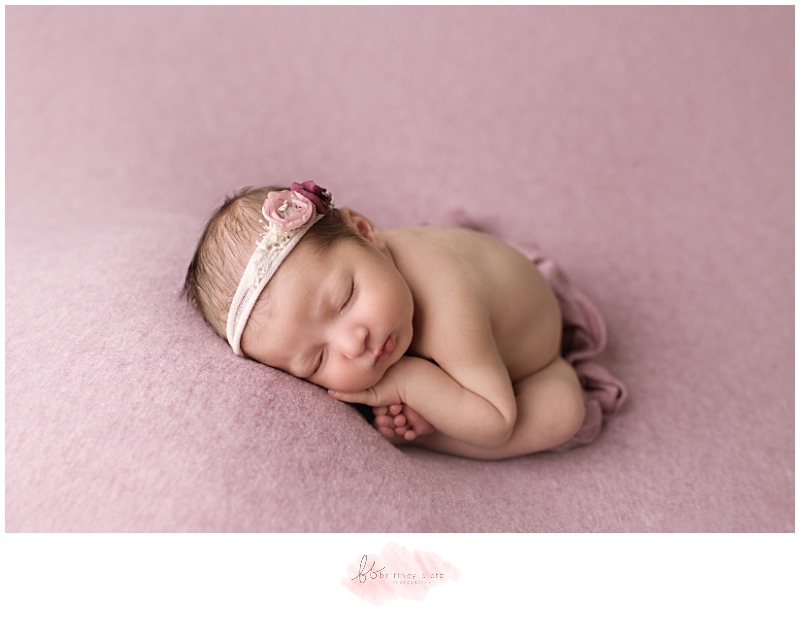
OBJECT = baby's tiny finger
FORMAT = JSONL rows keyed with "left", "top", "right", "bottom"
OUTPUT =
{"left": 328, "top": 388, "right": 375, "bottom": 405}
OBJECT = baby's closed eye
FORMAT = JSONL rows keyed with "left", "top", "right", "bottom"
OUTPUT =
{"left": 312, "top": 350, "right": 324, "bottom": 376}
{"left": 341, "top": 280, "right": 355, "bottom": 312}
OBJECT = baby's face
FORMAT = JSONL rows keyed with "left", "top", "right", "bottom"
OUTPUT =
{"left": 241, "top": 231, "right": 414, "bottom": 393}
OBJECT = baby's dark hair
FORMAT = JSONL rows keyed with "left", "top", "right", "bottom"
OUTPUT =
{"left": 183, "top": 185, "right": 364, "bottom": 341}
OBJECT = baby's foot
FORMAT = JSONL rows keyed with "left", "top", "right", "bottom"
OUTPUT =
{"left": 397, "top": 404, "right": 436, "bottom": 440}
{"left": 374, "top": 404, "right": 435, "bottom": 443}
{"left": 373, "top": 405, "right": 404, "bottom": 442}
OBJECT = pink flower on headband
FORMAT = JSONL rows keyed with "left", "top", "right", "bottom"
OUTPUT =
{"left": 291, "top": 181, "right": 333, "bottom": 216}
{"left": 263, "top": 190, "right": 315, "bottom": 232}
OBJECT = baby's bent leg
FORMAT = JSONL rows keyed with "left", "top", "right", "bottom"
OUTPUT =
{"left": 411, "top": 357, "right": 585, "bottom": 460}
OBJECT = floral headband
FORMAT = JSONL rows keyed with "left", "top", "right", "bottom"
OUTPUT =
{"left": 226, "top": 181, "right": 334, "bottom": 356}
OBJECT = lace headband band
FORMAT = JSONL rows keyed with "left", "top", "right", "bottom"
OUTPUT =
{"left": 226, "top": 181, "right": 334, "bottom": 356}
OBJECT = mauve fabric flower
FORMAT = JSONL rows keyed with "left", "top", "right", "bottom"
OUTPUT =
{"left": 262, "top": 190, "right": 315, "bottom": 232}
{"left": 291, "top": 181, "right": 333, "bottom": 215}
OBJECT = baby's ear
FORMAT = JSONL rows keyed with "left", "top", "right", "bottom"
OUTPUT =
{"left": 338, "top": 208, "right": 386, "bottom": 249}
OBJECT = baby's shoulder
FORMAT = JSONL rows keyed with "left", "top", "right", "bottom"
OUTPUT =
{"left": 386, "top": 226, "right": 561, "bottom": 378}
{"left": 386, "top": 224, "right": 495, "bottom": 258}
{"left": 386, "top": 226, "right": 531, "bottom": 288}
{"left": 386, "top": 226, "right": 479, "bottom": 281}
{"left": 385, "top": 225, "right": 534, "bottom": 318}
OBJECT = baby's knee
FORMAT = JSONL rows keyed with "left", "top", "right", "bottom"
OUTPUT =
{"left": 551, "top": 378, "right": 586, "bottom": 446}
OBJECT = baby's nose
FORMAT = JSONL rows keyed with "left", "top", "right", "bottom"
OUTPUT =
{"left": 341, "top": 324, "right": 369, "bottom": 360}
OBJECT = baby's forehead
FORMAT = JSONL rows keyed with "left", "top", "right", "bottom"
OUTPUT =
{"left": 252, "top": 239, "right": 337, "bottom": 323}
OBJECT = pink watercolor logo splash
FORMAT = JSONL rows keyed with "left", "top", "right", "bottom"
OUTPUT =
{"left": 341, "top": 542, "right": 461, "bottom": 604}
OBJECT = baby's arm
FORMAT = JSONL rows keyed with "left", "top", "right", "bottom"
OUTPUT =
{"left": 331, "top": 355, "right": 514, "bottom": 448}
{"left": 330, "top": 308, "right": 518, "bottom": 449}
{"left": 356, "top": 354, "right": 517, "bottom": 448}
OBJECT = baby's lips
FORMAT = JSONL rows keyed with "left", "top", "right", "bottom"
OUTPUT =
{"left": 375, "top": 335, "right": 395, "bottom": 364}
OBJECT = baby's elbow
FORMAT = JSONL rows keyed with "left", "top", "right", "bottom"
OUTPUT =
{"left": 481, "top": 410, "right": 517, "bottom": 448}
{"left": 490, "top": 426, "right": 515, "bottom": 449}
{"left": 460, "top": 394, "right": 517, "bottom": 448}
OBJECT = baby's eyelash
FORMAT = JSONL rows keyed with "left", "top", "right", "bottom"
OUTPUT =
{"left": 313, "top": 350, "right": 324, "bottom": 375}
{"left": 342, "top": 280, "right": 355, "bottom": 310}
{"left": 312, "top": 281, "right": 352, "bottom": 378}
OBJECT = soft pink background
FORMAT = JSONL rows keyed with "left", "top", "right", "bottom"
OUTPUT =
{"left": 6, "top": 7, "right": 793, "bottom": 531}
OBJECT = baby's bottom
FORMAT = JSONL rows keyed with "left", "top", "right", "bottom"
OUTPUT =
{"left": 410, "top": 356, "right": 585, "bottom": 461}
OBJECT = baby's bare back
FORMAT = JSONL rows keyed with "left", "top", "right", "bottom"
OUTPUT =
{"left": 384, "top": 226, "right": 562, "bottom": 384}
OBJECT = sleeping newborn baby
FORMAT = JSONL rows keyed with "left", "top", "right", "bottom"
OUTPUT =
{"left": 184, "top": 181, "right": 626, "bottom": 460}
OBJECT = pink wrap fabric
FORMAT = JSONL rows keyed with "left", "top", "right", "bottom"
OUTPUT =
{"left": 506, "top": 238, "right": 628, "bottom": 450}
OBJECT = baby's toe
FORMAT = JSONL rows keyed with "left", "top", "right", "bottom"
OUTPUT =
{"left": 388, "top": 403, "right": 404, "bottom": 416}
{"left": 403, "top": 406, "right": 436, "bottom": 436}
{"left": 375, "top": 415, "right": 393, "bottom": 429}
{"left": 377, "top": 425, "right": 395, "bottom": 439}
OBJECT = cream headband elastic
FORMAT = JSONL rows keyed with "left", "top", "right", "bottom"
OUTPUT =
{"left": 226, "top": 181, "right": 334, "bottom": 356}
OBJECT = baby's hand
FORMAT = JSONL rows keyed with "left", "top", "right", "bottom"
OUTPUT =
{"left": 328, "top": 357, "right": 412, "bottom": 408}
{"left": 374, "top": 403, "right": 436, "bottom": 442}
{"left": 328, "top": 357, "right": 435, "bottom": 443}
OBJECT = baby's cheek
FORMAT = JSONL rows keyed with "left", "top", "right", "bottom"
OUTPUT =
{"left": 326, "top": 365, "right": 383, "bottom": 393}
